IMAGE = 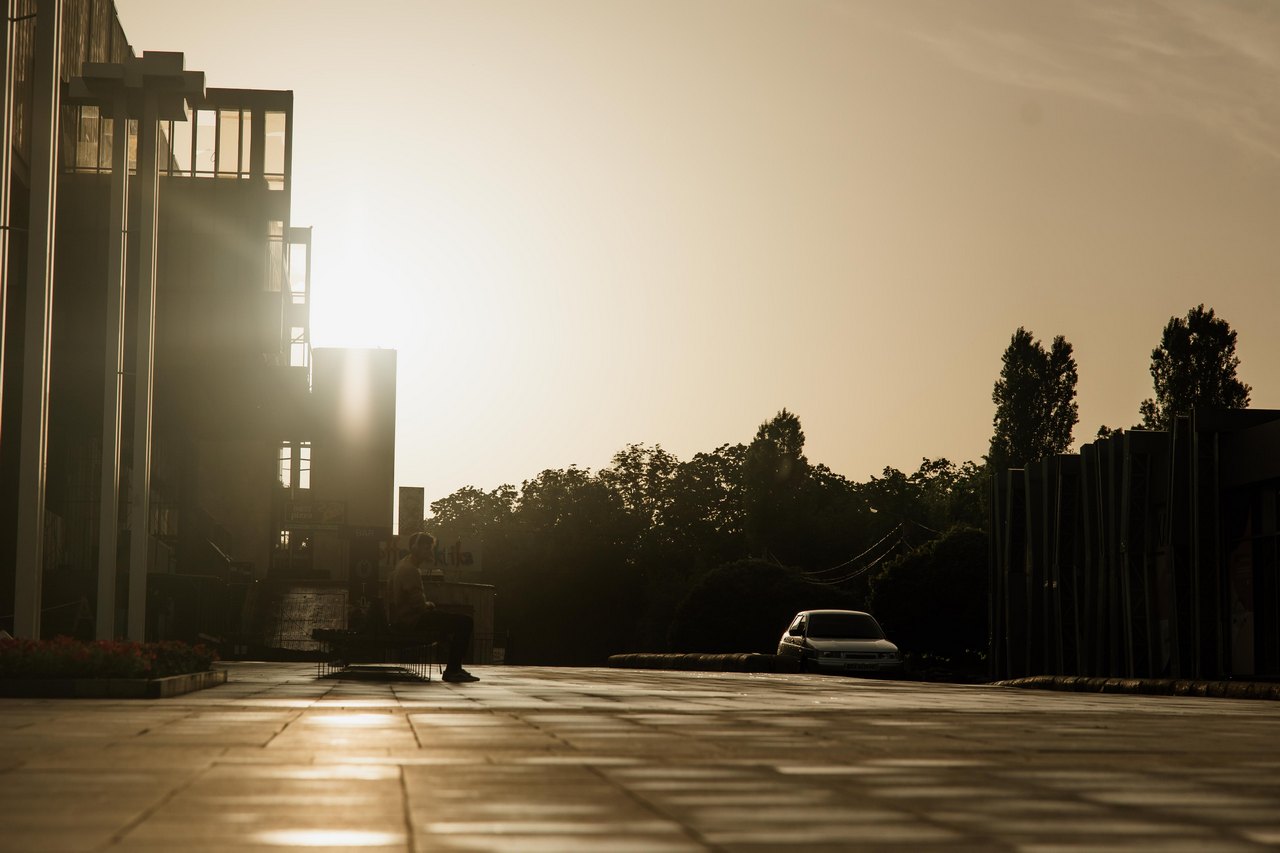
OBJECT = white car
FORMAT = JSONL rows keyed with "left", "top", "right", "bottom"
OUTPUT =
{"left": 777, "top": 609, "right": 903, "bottom": 676}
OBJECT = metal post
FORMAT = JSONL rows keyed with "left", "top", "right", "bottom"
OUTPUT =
{"left": 13, "top": 0, "right": 63, "bottom": 639}
{"left": 96, "top": 95, "right": 130, "bottom": 640}
{"left": 126, "top": 92, "right": 160, "bottom": 641}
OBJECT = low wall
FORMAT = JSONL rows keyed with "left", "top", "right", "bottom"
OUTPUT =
{"left": 607, "top": 653, "right": 801, "bottom": 674}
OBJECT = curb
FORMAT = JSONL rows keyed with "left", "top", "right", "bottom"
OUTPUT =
{"left": 0, "top": 668, "right": 228, "bottom": 699}
{"left": 994, "top": 674, "right": 1280, "bottom": 701}
{"left": 607, "top": 653, "right": 801, "bottom": 674}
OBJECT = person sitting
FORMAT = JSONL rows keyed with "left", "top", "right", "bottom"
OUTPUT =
{"left": 387, "top": 532, "right": 479, "bottom": 683}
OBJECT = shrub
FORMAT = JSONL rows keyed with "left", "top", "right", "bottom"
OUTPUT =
{"left": 867, "top": 525, "right": 988, "bottom": 661}
{"left": 669, "top": 559, "right": 857, "bottom": 653}
{"left": 0, "top": 636, "right": 218, "bottom": 679}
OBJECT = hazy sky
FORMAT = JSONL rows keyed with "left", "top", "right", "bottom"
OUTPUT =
{"left": 117, "top": 0, "right": 1280, "bottom": 511}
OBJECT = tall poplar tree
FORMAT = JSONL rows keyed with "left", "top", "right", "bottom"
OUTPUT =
{"left": 1139, "top": 304, "right": 1250, "bottom": 430}
{"left": 988, "top": 328, "right": 1078, "bottom": 471}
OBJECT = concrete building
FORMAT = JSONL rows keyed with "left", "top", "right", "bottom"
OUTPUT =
{"left": 0, "top": 0, "right": 397, "bottom": 649}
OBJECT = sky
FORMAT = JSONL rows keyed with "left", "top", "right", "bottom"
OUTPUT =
{"left": 116, "top": 0, "right": 1280, "bottom": 512}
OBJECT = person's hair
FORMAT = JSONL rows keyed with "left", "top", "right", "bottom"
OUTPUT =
{"left": 408, "top": 531, "right": 436, "bottom": 552}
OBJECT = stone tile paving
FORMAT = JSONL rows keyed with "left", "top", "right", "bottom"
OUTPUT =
{"left": 1, "top": 663, "right": 1278, "bottom": 851}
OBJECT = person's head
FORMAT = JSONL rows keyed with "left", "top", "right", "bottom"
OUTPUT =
{"left": 408, "top": 532, "right": 436, "bottom": 562}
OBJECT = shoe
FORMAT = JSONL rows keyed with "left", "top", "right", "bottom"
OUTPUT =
{"left": 442, "top": 668, "right": 479, "bottom": 683}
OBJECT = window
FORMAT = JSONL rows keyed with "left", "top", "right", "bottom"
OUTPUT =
{"left": 165, "top": 116, "right": 192, "bottom": 175}
{"left": 264, "top": 110, "right": 286, "bottom": 190}
{"left": 76, "top": 105, "right": 100, "bottom": 170}
{"left": 289, "top": 326, "right": 308, "bottom": 368}
{"left": 278, "top": 443, "right": 292, "bottom": 488}
{"left": 278, "top": 441, "right": 311, "bottom": 490}
{"left": 215, "top": 109, "right": 251, "bottom": 178}
{"left": 267, "top": 221, "right": 285, "bottom": 292}
{"left": 288, "top": 241, "right": 308, "bottom": 305}
{"left": 298, "top": 442, "right": 311, "bottom": 491}
{"left": 193, "top": 109, "right": 216, "bottom": 176}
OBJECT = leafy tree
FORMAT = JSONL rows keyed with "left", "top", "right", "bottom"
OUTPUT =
{"left": 498, "top": 466, "right": 640, "bottom": 665}
{"left": 988, "top": 328, "right": 1078, "bottom": 470}
{"left": 597, "top": 443, "right": 678, "bottom": 526}
{"left": 426, "top": 484, "right": 516, "bottom": 545}
{"left": 867, "top": 525, "right": 988, "bottom": 663}
{"left": 858, "top": 458, "right": 987, "bottom": 535}
{"left": 668, "top": 559, "right": 855, "bottom": 654}
{"left": 1139, "top": 304, "right": 1251, "bottom": 430}
{"left": 742, "top": 409, "right": 809, "bottom": 559}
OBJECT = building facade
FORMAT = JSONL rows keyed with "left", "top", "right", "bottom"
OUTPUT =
{"left": 1, "top": 0, "right": 396, "bottom": 648}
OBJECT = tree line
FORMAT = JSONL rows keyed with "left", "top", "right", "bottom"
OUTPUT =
{"left": 426, "top": 303, "right": 1251, "bottom": 668}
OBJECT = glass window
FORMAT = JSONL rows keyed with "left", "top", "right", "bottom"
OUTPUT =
{"left": 277, "top": 529, "right": 291, "bottom": 550}
{"left": 806, "top": 612, "right": 885, "bottom": 640}
{"left": 217, "top": 109, "right": 239, "bottom": 176}
{"left": 298, "top": 442, "right": 311, "bottom": 490}
{"left": 167, "top": 113, "right": 192, "bottom": 175}
{"left": 193, "top": 109, "right": 216, "bottom": 176}
{"left": 264, "top": 110, "right": 286, "bottom": 186}
{"left": 76, "top": 105, "right": 99, "bottom": 170}
{"left": 267, "top": 220, "right": 284, "bottom": 292}
{"left": 278, "top": 443, "right": 292, "bottom": 489}
{"left": 127, "top": 119, "right": 138, "bottom": 174}
{"left": 288, "top": 242, "right": 308, "bottom": 304}
{"left": 240, "top": 111, "right": 253, "bottom": 178}
{"left": 98, "top": 115, "right": 114, "bottom": 171}
{"left": 289, "top": 326, "right": 308, "bottom": 368}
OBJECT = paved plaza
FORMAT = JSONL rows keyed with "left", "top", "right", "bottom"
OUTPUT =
{"left": 1, "top": 663, "right": 1279, "bottom": 851}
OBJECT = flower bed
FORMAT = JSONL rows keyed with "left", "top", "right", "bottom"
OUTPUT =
{"left": 0, "top": 636, "right": 218, "bottom": 679}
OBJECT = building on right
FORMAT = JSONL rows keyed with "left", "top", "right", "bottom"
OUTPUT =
{"left": 990, "top": 409, "right": 1280, "bottom": 681}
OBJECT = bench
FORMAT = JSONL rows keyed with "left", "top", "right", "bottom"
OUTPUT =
{"left": 311, "top": 605, "right": 440, "bottom": 680}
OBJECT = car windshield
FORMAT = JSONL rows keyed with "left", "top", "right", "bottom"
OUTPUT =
{"left": 807, "top": 612, "right": 884, "bottom": 640}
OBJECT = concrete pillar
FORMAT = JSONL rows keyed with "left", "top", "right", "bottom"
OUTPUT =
{"left": 96, "top": 96, "right": 130, "bottom": 640}
{"left": 0, "top": 0, "right": 18, "bottom": 454}
{"left": 13, "top": 0, "right": 63, "bottom": 639}
{"left": 126, "top": 92, "right": 161, "bottom": 642}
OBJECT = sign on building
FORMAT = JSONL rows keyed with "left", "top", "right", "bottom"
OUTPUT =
{"left": 399, "top": 486, "right": 425, "bottom": 537}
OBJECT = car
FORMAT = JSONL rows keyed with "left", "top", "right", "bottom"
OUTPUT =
{"left": 777, "top": 609, "right": 903, "bottom": 676}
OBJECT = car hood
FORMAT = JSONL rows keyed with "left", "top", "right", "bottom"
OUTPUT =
{"left": 806, "top": 638, "right": 899, "bottom": 654}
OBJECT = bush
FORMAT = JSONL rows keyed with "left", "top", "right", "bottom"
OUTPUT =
{"left": 0, "top": 636, "right": 218, "bottom": 679}
{"left": 867, "top": 526, "right": 988, "bottom": 662}
{"left": 669, "top": 559, "right": 857, "bottom": 653}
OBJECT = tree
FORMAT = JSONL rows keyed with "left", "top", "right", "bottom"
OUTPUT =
{"left": 988, "top": 328, "right": 1078, "bottom": 470}
{"left": 668, "top": 559, "right": 855, "bottom": 654}
{"left": 742, "top": 409, "right": 809, "bottom": 559}
{"left": 867, "top": 525, "right": 988, "bottom": 664}
{"left": 1139, "top": 304, "right": 1251, "bottom": 430}
{"left": 427, "top": 485, "right": 517, "bottom": 544}
{"left": 858, "top": 458, "right": 987, "bottom": 535}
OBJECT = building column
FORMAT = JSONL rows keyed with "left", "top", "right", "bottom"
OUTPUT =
{"left": 96, "top": 94, "right": 130, "bottom": 640}
{"left": 0, "top": 0, "right": 18, "bottom": 454}
{"left": 13, "top": 0, "right": 63, "bottom": 639}
{"left": 126, "top": 92, "right": 161, "bottom": 642}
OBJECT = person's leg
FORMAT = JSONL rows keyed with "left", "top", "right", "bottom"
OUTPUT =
{"left": 414, "top": 611, "right": 474, "bottom": 673}
{"left": 438, "top": 611, "right": 473, "bottom": 672}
